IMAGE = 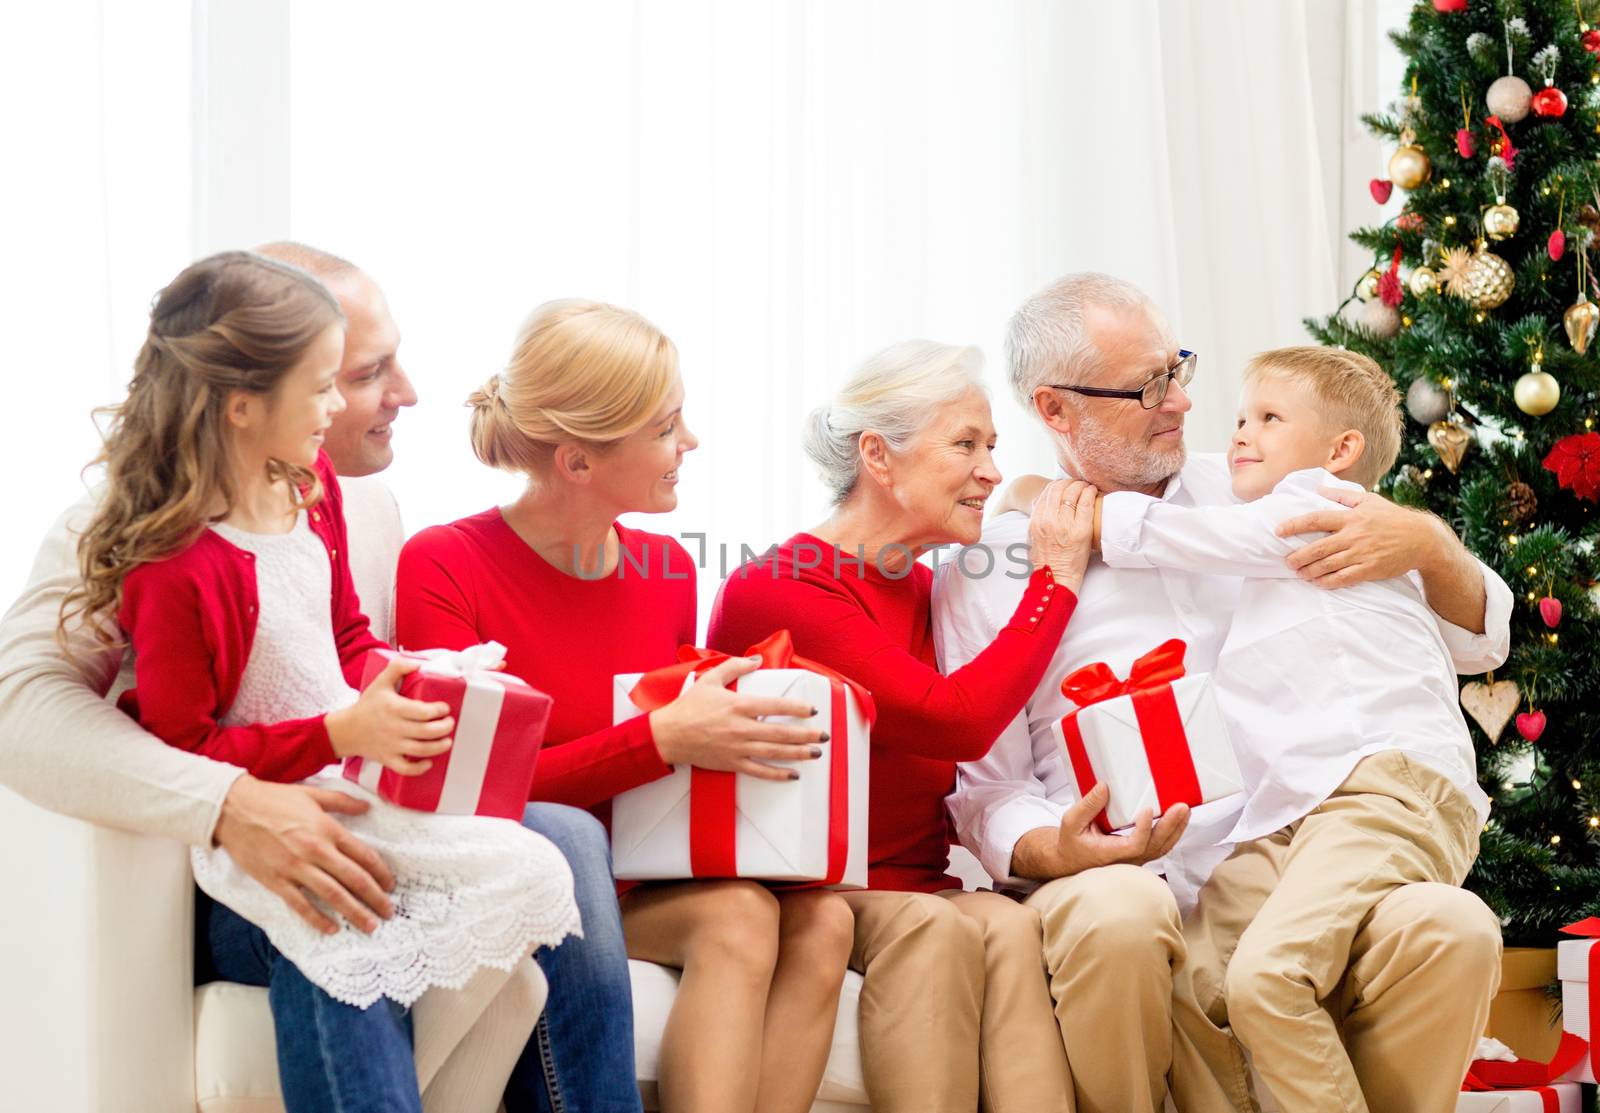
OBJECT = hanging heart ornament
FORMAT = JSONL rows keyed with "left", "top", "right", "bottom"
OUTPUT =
{"left": 1460, "top": 678, "right": 1521, "bottom": 743}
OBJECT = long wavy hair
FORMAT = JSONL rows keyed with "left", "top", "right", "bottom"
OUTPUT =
{"left": 60, "top": 251, "right": 345, "bottom": 649}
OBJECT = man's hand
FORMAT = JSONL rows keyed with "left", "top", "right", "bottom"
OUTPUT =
{"left": 1275, "top": 486, "right": 1487, "bottom": 631}
{"left": 1011, "top": 783, "right": 1190, "bottom": 880}
{"left": 1274, "top": 486, "right": 1444, "bottom": 587}
{"left": 213, "top": 775, "right": 396, "bottom": 935}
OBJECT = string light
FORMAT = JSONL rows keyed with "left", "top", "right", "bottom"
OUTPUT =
{"left": 1576, "top": 779, "right": 1584, "bottom": 790}
{"left": 1475, "top": 311, "right": 1487, "bottom": 322}
{"left": 1527, "top": 565, "right": 1539, "bottom": 575}
{"left": 1554, "top": 834, "right": 1564, "bottom": 845}
{"left": 1402, "top": 316, "right": 1413, "bottom": 327}
{"left": 1423, "top": 468, "right": 1434, "bottom": 479}
{"left": 1588, "top": 816, "right": 1598, "bottom": 828}
{"left": 1441, "top": 178, "right": 1452, "bottom": 189}
{"left": 1445, "top": 215, "right": 1458, "bottom": 226}
{"left": 1510, "top": 534, "right": 1520, "bottom": 545}
{"left": 1528, "top": 591, "right": 1538, "bottom": 602}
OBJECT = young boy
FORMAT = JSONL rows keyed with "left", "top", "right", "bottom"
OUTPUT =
{"left": 1002, "top": 346, "right": 1492, "bottom": 1111}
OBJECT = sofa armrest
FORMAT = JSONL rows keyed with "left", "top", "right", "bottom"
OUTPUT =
{"left": 0, "top": 787, "right": 197, "bottom": 1112}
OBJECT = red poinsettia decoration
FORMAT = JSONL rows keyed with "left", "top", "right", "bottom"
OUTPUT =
{"left": 1544, "top": 431, "right": 1600, "bottom": 501}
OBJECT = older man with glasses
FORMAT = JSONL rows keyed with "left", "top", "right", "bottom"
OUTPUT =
{"left": 932, "top": 272, "right": 1508, "bottom": 1113}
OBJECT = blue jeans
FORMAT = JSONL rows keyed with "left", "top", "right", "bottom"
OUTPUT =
{"left": 509, "top": 802, "right": 643, "bottom": 1113}
{"left": 199, "top": 893, "right": 422, "bottom": 1113}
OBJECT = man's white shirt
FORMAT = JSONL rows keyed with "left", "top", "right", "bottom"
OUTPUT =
{"left": 932, "top": 454, "right": 1512, "bottom": 909}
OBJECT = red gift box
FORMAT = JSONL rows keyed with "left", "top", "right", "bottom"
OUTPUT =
{"left": 343, "top": 643, "right": 551, "bottom": 820}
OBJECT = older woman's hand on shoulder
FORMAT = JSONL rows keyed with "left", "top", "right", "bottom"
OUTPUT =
{"left": 1028, "top": 478, "right": 1097, "bottom": 593}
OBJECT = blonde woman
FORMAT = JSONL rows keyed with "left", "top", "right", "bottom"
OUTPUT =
{"left": 395, "top": 299, "right": 854, "bottom": 1113}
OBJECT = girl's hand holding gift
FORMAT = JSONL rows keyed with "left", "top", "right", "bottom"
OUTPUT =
{"left": 326, "top": 654, "right": 456, "bottom": 776}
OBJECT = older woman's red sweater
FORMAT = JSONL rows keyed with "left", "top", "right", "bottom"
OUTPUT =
{"left": 707, "top": 533, "right": 1074, "bottom": 892}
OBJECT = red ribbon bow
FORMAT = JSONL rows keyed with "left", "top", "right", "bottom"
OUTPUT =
{"left": 1060, "top": 638, "right": 1188, "bottom": 706}
{"left": 1461, "top": 1032, "right": 1586, "bottom": 1112}
{"left": 627, "top": 630, "right": 874, "bottom": 882}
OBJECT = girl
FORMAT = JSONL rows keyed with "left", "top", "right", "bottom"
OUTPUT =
{"left": 396, "top": 299, "right": 852, "bottom": 1113}
{"left": 63, "top": 251, "right": 579, "bottom": 1113}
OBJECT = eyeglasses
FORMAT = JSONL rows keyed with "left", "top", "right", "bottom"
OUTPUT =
{"left": 1049, "top": 349, "right": 1197, "bottom": 410}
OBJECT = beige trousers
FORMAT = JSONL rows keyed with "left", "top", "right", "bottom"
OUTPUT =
{"left": 841, "top": 887, "right": 1074, "bottom": 1113}
{"left": 1028, "top": 863, "right": 1187, "bottom": 1113}
{"left": 1171, "top": 751, "right": 1496, "bottom": 1113}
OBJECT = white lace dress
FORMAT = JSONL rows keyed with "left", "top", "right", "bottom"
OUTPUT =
{"left": 190, "top": 515, "right": 582, "bottom": 1008}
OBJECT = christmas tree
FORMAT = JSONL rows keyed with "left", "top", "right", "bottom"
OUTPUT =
{"left": 1307, "top": 0, "right": 1600, "bottom": 946}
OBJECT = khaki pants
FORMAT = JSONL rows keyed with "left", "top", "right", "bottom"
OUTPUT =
{"left": 1028, "top": 863, "right": 1187, "bottom": 1113}
{"left": 841, "top": 888, "right": 1074, "bottom": 1113}
{"left": 1171, "top": 751, "right": 1494, "bottom": 1113}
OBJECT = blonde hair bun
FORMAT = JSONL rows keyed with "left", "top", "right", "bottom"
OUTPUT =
{"left": 469, "top": 300, "right": 678, "bottom": 475}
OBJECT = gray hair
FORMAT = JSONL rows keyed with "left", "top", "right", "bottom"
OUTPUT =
{"left": 803, "top": 339, "right": 986, "bottom": 504}
{"left": 1005, "top": 272, "right": 1167, "bottom": 409}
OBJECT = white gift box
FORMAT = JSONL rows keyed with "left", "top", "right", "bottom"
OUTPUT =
{"left": 610, "top": 666, "right": 869, "bottom": 888}
{"left": 1050, "top": 672, "right": 1243, "bottom": 831}
{"left": 1557, "top": 938, "right": 1597, "bottom": 1082}
{"left": 1457, "top": 1083, "right": 1580, "bottom": 1112}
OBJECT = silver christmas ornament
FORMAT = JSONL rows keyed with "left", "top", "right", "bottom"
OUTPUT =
{"left": 1486, "top": 75, "right": 1533, "bottom": 123}
{"left": 1405, "top": 378, "right": 1451, "bottom": 424}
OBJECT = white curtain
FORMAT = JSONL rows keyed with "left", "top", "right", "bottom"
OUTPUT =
{"left": 1, "top": 1, "right": 193, "bottom": 595}
{"left": 6, "top": 0, "right": 1404, "bottom": 620}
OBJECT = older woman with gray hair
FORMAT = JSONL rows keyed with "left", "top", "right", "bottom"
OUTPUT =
{"left": 707, "top": 340, "right": 1094, "bottom": 1113}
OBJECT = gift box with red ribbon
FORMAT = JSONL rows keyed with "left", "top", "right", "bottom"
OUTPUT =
{"left": 343, "top": 643, "right": 551, "bottom": 821}
{"left": 1557, "top": 916, "right": 1600, "bottom": 1082}
{"left": 1049, "top": 639, "right": 1243, "bottom": 831}
{"left": 610, "top": 631, "right": 873, "bottom": 888}
{"left": 1460, "top": 1032, "right": 1587, "bottom": 1112}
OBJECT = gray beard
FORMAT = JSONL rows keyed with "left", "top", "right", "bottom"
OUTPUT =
{"left": 1058, "top": 413, "right": 1186, "bottom": 491}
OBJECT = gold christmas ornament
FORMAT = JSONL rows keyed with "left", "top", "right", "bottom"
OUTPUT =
{"left": 1357, "top": 269, "right": 1382, "bottom": 302}
{"left": 1484, "top": 201, "right": 1521, "bottom": 241}
{"left": 1462, "top": 246, "right": 1515, "bottom": 309}
{"left": 1486, "top": 75, "right": 1534, "bottom": 123}
{"left": 1438, "top": 245, "right": 1474, "bottom": 298}
{"left": 1460, "top": 678, "right": 1520, "bottom": 743}
{"left": 1408, "top": 266, "right": 1439, "bottom": 297}
{"left": 1388, "top": 143, "right": 1433, "bottom": 191}
{"left": 1513, "top": 369, "right": 1561, "bottom": 415}
{"left": 1427, "top": 419, "right": 1471, "bottom": 473}
{"left": 1565, "top": 293, "right": 1600, "bottom": 354}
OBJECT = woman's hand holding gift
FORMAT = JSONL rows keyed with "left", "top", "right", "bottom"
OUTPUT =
{"left": 649, "top": 654, "right": 828, "bottom": 782}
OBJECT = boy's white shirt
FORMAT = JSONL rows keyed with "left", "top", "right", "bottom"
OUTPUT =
{"left": 0, "top": 480, "right": 403, "bottom": 846}
{"left": 1098, "top": 464, "right": 1493, "bottom": 845}
{"left": 934, "top": 454, "right": 1511, "bottom": 910}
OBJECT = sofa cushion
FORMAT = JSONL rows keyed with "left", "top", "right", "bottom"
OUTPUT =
{"left": 193, "top": 982, "right": 282, "bottom": 1113}
{"left": 194, "top": 962, "right": 871, "bottom": 1112}
{"left": 631, "top": 959, "right": 869, "bottom": 1109}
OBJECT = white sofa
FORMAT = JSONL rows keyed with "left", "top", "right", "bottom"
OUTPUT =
{"left": 0, "top": 787, "right": 875, "bottom": 1113}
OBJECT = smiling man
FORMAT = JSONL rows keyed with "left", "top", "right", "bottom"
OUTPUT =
{"left": 933, "top": 272, "right": 1509, "bottom": 1113}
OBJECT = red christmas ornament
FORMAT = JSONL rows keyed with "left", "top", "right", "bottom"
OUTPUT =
{"left": 1550, "top": 228, "right": 1567, "bottom": 261}
{"left": 1584, "top": 28, "right": 1600, "bottom": 53}
{"left": 1517, "top": 710, "right": 1548, "bottom": 742}
{"left": 1540, "top": 596, "right": 1564, "bottom": 628}
{"left": 1544, "top": 431, "right": 1600, "bottom": 502}
{"left": 1377, "top": 245, "right": 1404, "bottom": 308}
{"left": 1433, "top": 0, "right": 1467, "bottom": 10}
{"left": 1397, "top": 211, "right": 1425, "bottom": 232}
{"left": 1456, "top": 127, "right": 1476, "bottom": 158}
{"left": 1532, "top": 86, "right": 1569, "bottom": 117}
{"left": 1370, "top": 179, "right": 1394, "bottom": 205}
